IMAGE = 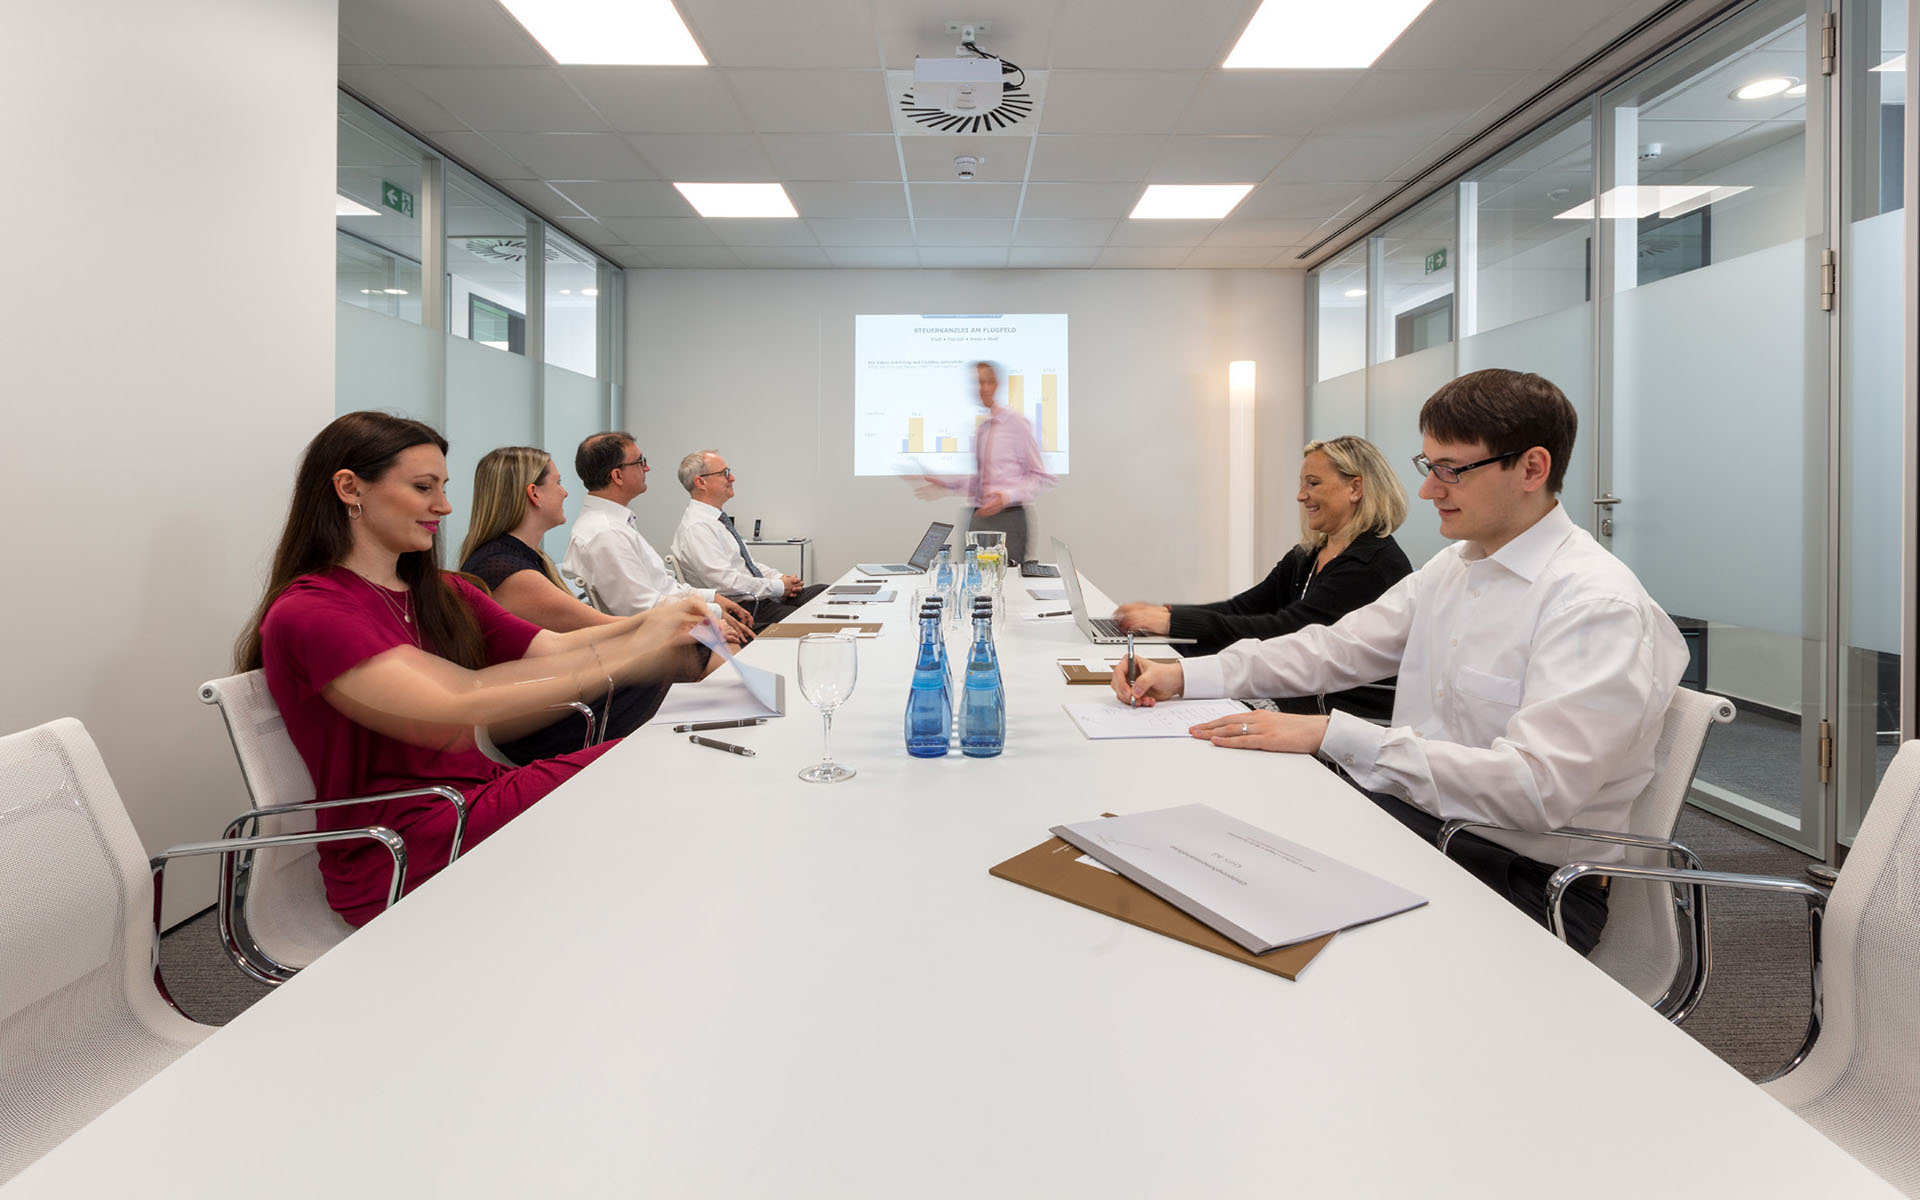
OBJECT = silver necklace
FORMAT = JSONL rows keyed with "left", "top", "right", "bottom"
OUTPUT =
{"left": 347, "top": 567, "right": 419, "bottom": 645}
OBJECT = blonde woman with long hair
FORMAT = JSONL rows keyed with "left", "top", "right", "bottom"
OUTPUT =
{"left": 1112, "top": 435, "right": 1412, "bottom": 720}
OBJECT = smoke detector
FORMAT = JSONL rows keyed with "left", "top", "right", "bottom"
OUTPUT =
{"left": 953, "top": 155, "right": 982, "bottom": 180}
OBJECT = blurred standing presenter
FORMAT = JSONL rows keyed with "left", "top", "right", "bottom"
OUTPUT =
{"left": 911, "top": 360, "right": 1054, "bottom": 564}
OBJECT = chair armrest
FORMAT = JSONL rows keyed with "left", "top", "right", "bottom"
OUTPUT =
{"left": 1548, "top": 862, "right": 1830, "bottom": 1081}
{"left": 565, "top": 699, "right": 599, "bottom": 748}
{"left": 1438, "top": 818, "right": 1701, "bottom": 864}
{"left": 147, "top": 825, "right": 408, "bottom": 1016}
{"left": 223, "top": 785, "right": 469, "bottom": 864}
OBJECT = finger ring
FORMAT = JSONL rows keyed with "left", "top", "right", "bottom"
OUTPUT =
{"left": 1240, "top": 722, "right": 1249, "bottom": 735}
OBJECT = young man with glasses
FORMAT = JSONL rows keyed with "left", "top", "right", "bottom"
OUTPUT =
{"left": 560, "top": 432, "right": 754, "bottom": 640}
{"left": 1113, "top": 369, "right": 1687, "bottom": 954}
{"left": 671, "top": 449, "right": 826, "bottom": 625}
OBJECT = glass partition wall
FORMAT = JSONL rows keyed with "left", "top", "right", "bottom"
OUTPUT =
{"left": 335, "top": 91, "right": 624, "bottom": 571}
{"left": 1305, "top": 0, "right": 1911, "bottom": 861}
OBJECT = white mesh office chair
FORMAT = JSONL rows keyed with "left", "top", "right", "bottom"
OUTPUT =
{"left": 200, "top": 671, "right": 468, "bottom": 985}
{"left": 663, "top": 551, "right": 688, "bottom": 584}
{"left": 0, "top": 717, "right": 406, "bottom": 1184}
{"left": 1550, "top": 739, "right": 1920, "bottom": 1195}
{"left": 1440, "top": 687, "right": 1736, "bottom": 1020}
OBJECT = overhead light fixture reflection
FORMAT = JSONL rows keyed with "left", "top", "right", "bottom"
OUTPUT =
{"left": 1732, "top": 76, "right": 1797, "bottom": 100}
{"left": 1784, "top": 82, "right": 1807, "bottom": 97}
{"left": 1344, "top": 288, "right": 1367, "bottom": 298}
{"left": 500, "top": 0, "right": 706, "bottom": 65}
{"left": 1555, "top": 184, "right": 1752, "bottom": 221}
{"left": 1225, "top": 0, "right": 1436, "bottom": 68}
{"left": 581, "top": 287, "right": 600, "bottom": 296}
{"left": 383, "top": 288, "right": 409, "bottom": 295}
{"left": 674, "top": 182, "right": 798, "bottom": 218}
{"left": 1871, "top": 53, "right": 1907, "bottom": 72}
{"left": 1129, "top": 184, "right": 1254, "bottom": 220}
{"left": 336, "top": 194, "right": 379, "bottom": 216}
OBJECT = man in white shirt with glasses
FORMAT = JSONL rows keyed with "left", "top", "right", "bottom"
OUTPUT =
{"left": 1114, "top": 368, "right": 1687, "bottom": 954}
{"left": 672, "top": 450, "right": 825, "bottom": 625}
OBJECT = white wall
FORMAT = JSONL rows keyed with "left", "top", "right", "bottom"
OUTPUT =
{"left": 0, "top": 0, "right": 337, "bottom": 923}
{"left": 625, "top": 270, "right": 1305, "bottom": 606}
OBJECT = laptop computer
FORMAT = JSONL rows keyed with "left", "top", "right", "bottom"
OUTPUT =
{"left": 1053, "top": 537, "right": 1194, "bottom": 645}
{"left": 857, "top": 521, "right": 954, "bottom": 575}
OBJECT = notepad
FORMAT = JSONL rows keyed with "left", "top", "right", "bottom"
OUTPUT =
{"left": 1061, "top": 698, "right": 1247, "bottom": 737}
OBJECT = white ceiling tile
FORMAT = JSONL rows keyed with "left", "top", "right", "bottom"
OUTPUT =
{"left": 873, "top": 2, "right": 1065, "bottom": 71}
{"left": 642, "top": 246, "right": 745, "bottom": 268}
{"left": 1375, "top": 0, "right": 1614, "bottom": 71}
{"left": 1047, "top": 0, "right": 1248, "bottom": 69}
{"left": 1036, "top": 70, "right": 1205, "bottom": 134}
{"left": 899, "top": 138, "right": 1029, "bottom": 183}
{"left": 604, "top": 245, "right": 655, "bottom": 269}
{"left": 1148, "top": 136, "right": 1301, "bottom": 183}
{"left": 1106, "top": 219, "right": 1214, "bottom": 247}
{"left": 786, "top": 181, "right": 911, "bottom": 219}
{"left": 1010, "top": 218, "right": 1117, "bottom": 246}
{"left": 1028, "top": 134, "right": 1163, "bottom": 182}
{"left": 1093, "top": 246, "right": 1191, "bottom": 267}
{"left": 1007, "top": 247, "right": 1104, "bottom": 268}
{"left": 563, "top": 68, "right": 753, "bottom": 134}
{"left": 1270, "top": 136, "right": 1440, "bottom": 183}
{"left": 340, "top": 32, "right": 382, "bottom": 67}
{"left": 551, "top": 181, "right": 692, "bottom": 218}
{"left": 723, "top": 70, "right": 894, "bottom": 134}
{"left": 485, "top": 132, "right": 657, "bottom": 180}
{"left": 1016, "top": 182, "right": 1142, "bottom": 218}
{"left": 761, "top": 134, "right": 904, "bottom": 182}
{"left": 550, "top": 214, "right": 620, "bottom": 243}
{"left": 340, "top": 0, "right": 550, "bottom": 68}
{"left": 491, "top": 179, "right": 586, "bottom": 218}
{"left": 918, "top": 247, "right": 1011, "bottom": 268}
{"left": 391, "top": 67, "right": 607, "bottom": 133}
{"left": 1176, "top": 72, "right": 1367, "bottom": 136}
{"left": 824, "top": 246, "right": 923, "bottom": 268}
{"left": 601, "top": 218, "right": 723, "bottom": 247}
{"left": 707, "top": 219, "right": 820, "bottom": 247}
{"left": 340, "top": 67, "right": 467, "bottom": 133}
{"left": 730, "top": 246, "right": 836, "bottom": 268}
{"left": 908, "top": 182, "right": 1022, "bottom": 218}
{"left": 1315, "top": 70, "right": 1529, "bottom": 138}
{"left": 625, "top": 134, "right": 777, "bottom": 181}
{"left": 1202, "top": 218, "right": 1324, "bottom": 246}
{"left": 1234, "top": 181, "right": 1379, "bottom": 221}
{"left": 913, "top": 219, "right": 1017, "bottom": 245}
{"left": 678, "top": 1, "right": 883, "bottom": 68}
{"left": 430, "top": 132, "right": 533, "bottom": 181}
{"left": 1180, "top": 246, "right": 1279, "bottom": 268}
{"left": 807, "top": 219, "right": 917, "bottom": 246}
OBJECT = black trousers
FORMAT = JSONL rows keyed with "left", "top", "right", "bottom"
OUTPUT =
{"left": 734, "top": 583, "right": 829, "bottom": 626}
{"left": 965, "top": 503, "right": 1030, "bottom": 565}
{"left": 1362, "top": 791, "right": 1611, "bottom": 957}
{"left": 498, "top": 681, "right": 669, "bottom": 765}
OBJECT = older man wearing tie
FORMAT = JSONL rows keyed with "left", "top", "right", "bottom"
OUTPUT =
{"left": 914, "top": 360, "right": 1054, "bottom": 564}
{"left": 672, "top": 450, "right": 826, "bottom": 625}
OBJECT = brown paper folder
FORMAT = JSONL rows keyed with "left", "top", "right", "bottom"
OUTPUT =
{"left": 758, "top": 622, "right": 883, "bottom": 638}
{"left": 1056, "top": 657, "right": 1177, "bottom": 684}
{"left": 990, "top": 836, "right": 1332, "bottom": 980}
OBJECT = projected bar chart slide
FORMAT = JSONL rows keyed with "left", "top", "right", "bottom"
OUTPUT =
{"left": 854, "top": 313, "right": 1069, "bottom": 476}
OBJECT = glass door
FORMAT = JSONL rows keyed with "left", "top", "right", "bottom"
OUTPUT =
{"left": 1594, "top": 0, "right": 1832, "bottom": 854}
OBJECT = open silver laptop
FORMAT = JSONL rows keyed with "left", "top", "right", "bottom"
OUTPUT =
{"left": 857, "top": 521, "right": 953, "bottom": 575}
{"left": 1052, "top": 537, "right": 1194, "bottom": 645}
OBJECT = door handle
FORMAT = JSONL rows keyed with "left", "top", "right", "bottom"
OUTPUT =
{"left": 1593, "top": 494, "right": 1623, "bottom": 507}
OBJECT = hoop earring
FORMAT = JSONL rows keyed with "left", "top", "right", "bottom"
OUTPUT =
{"left": 349, "top": 503, "right": 363, "bottom": 521}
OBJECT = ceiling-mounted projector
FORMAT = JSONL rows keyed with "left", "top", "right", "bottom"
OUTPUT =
{"left": 912, "top": 55, "right": 1003, "bottom": 111}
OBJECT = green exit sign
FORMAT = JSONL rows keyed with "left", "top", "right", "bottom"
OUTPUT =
{"left": 1424, "top": 247, "right": 1447, "bottom": 275}
{"left": 381, "top": 180, "right": 415, "bottom": 218}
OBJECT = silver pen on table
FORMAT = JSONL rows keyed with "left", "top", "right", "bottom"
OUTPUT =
{"left": 689, "top": 735, "right": 756, "bottom": 757}
{"left": 673, "top": 718, "right": 767, "bottom": 732}
{"left": 1125, "top": 630, "right": 1138, "bottom": 708}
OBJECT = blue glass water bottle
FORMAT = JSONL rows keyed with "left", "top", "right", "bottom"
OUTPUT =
{"left": 905, "top": 602, "right": 951, "bottom": 757}
{"left": 958, "top": 596, "right": 1005, "bottom": 757}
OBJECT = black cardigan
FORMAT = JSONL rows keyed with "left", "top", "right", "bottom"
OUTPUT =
{"left": 1165, "top": 532, "right": 1413, "bottom": 721}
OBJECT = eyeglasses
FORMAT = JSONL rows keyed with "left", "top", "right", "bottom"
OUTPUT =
{"left": 616, "top": 455, "right": 647, "bottom": 472}
{"left": 698, "top": 468, "right": 735, "bottom": 481}
{"left": 1411, "top": 450, "right": 1522, "bottom": 484}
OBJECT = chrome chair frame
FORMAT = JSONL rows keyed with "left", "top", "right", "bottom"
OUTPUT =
{"left": 474, "top": 699, "right": 601, "bottom": 766}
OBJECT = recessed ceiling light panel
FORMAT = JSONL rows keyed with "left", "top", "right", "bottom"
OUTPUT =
{"left": 336, "top": 194, "right": 379, "bottom": 217}
{"left": 1225, "top": 0, "right": 1437, "bottom": 68}
{"left": 1129, "top": 184, "right": 1254, "bottom": 220}
{"left": 1871, "top": 53, "right": 1907, "bottom": 73}
{"left": 675, "top": 182, "right": 799, "bottom": 219}
{"left": 1555, "top": 184, "right": 1752, "bottom": 221}
{"left": 500, "top": 0, "right": 706, "bottom": 66}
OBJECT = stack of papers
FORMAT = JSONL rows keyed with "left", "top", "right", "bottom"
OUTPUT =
{"left": 1061, "top": 698, "right": 1247, "bottom": 738}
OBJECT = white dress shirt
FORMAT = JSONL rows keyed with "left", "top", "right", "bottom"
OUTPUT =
{"left": 1183, "top": 503, "right": 1688, "bottom": 864}
{"left": 672, "top": 500, "right": 785, "bottom": 600}
{"left": 561, "top": 494, "right": 716, "bottom": 616}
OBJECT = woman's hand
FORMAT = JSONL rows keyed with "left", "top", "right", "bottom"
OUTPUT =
{"left": 1186, "top": 710, "right": 1330, "bottom": 755}
{"left": 1112, "top": 603, "right": 1172, "bottom": 636}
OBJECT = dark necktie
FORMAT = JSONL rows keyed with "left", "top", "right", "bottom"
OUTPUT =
{"left": 719, "top": 511, "right": 762, "bottom": 576}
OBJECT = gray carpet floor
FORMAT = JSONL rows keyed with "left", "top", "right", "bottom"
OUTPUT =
{"left": 156, "top": 801, "right": 1827, "bottom": 1080}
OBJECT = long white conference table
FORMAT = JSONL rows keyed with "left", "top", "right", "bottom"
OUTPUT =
{"left": 6, "top": 566, "right": 1895, "bottom": 1198}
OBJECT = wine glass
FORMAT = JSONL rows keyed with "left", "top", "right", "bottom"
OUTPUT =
{"left": 795, "top": 632, "right": 858, "bottom": 783}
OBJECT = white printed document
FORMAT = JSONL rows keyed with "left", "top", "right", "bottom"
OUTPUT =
{"left": 1061, "top": 698, "right": 1248, "bottom": 739}
{"left": 1051, "top": 804, "right": 1427, "bottom": 953}
{"left": 653, "top": 623, "right": 786, "bottom": 723}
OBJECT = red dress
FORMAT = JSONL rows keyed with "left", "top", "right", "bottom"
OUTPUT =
{"left": 260, "top": 567, "right": 616, "bottom": 925}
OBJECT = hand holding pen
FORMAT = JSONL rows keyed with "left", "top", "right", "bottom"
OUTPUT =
{"left": 1125, "top": 631, "right": 1137, "bottom": 708}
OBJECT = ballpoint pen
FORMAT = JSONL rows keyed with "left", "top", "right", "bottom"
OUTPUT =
{"left": 1035, "top": 610, "right": 1069, "bottom": 618}
{"left": 689, "top": 735, "right": 755, "bottom": 757}
{"left": 672, "top": 718, "right": 767, "bottom": 733}
{"left": 1125, "top": 631, "right": 1138, "bottom": 707}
